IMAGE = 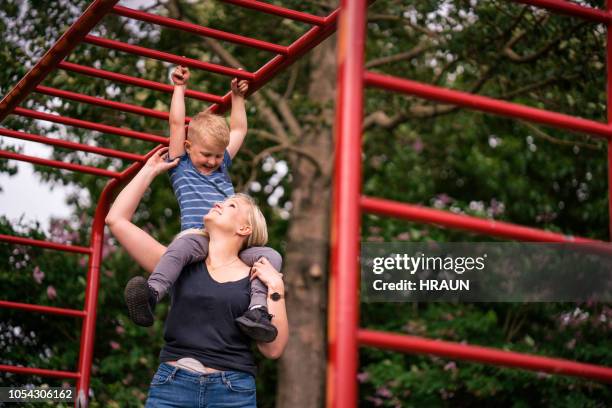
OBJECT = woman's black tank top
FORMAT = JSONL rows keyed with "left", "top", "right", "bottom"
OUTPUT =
{"left": 159, "top": 262, "right": 256, "bottom": 376}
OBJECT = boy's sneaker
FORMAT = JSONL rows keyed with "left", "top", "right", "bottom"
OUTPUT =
{"left": 235, "top": 307, "right": 278, "bottom": 343}
{"left": 124, "top": 276, "right": 157, "bottom": 327}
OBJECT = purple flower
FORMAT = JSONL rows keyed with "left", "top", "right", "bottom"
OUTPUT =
{"left": 436, "top": 194, "right": 452, "bottom": 205}
{"left": 33, "top": 266, "right": 45, "bottom": 284}
{"left": 444, "top": 361, "right": 458, "bottom": 372}
{"left": 46, "top": 285, "right": 57, "bottom": 300}
{"left": 412, "top": 138, "right": 424, "bottom": 153}
{"left": 109, "top": 341, "right": 120, "bottom": 350}
{"left": 376, "top": 386, "right": 393, "bottom": 398}
{"left": 365, "top": 396, "right": 384, "bottom": 406}
{"left": 357, "top": 372, "right": 370, "bottom": 383}
{"left": 395, "top": 232, "right": 411, "bottom": 241}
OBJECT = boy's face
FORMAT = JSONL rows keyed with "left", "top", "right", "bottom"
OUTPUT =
{"left": 185, "top": 137, "right": 225, "bottom": 175}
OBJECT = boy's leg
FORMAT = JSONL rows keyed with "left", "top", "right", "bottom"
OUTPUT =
{"left": 248, "top": 277, "right": 268, "bottom": 310}
{"left": 236, "top": 246, "right": 283, "bottom": 342}
{"left": 239, "top": 246, "right": 282, "bottom": 272}
{"left": 148, "top": 231, "right": 209, "bottom": 300}
{"left": 125, "top": 231, "right": 209, "bottom": 327}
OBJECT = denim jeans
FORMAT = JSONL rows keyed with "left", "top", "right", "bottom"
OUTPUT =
{"left": 145, "top": 363, "right": 257, "bottom": 407}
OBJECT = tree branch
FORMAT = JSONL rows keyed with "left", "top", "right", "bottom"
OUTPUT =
{"left": 365, "top": 43, "right": 431, "bottom": 69}
{"left": 250, "top": 129, "right": 323, "bottom": 170}
{"left": 265, "top": 90, "right": 302, "bottom": 139}
{"left": 503, "top": 21, "right": 587, "bottom": 63}
{"left": 283, "top": 64, "right": 300, "bottom": 100}
{"left": 367, "top": 13, "right": 440, "bottom": 38}
{"left": 519, "top": 121, "right": 601, "bottom": 150}
{"left": 238, "top": 141, "right": 323, "bottom": 192}
{"left": 500, "top": 74, "right": 579, "bottom": 100}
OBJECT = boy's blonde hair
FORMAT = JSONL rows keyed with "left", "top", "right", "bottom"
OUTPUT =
{"left": 187, "top": 112, "right": 230, "bottom": 149}
{"left": 175, "top": 194, "right": 268, "bottom": 249}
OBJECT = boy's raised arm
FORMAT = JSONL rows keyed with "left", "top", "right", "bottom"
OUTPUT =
{"left": 169, "top": 65, "right": 190, "bottom": 160}
{"left": 227, "top": 78, "right": 249, "bottom": 159}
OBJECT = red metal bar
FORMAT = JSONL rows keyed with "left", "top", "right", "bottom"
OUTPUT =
{"left": 84, "top": 35, "right": 254, "bottom": 80}
{"left": 364, "top": 71, "right": 612, "bottom": 140}
{"left": 512, "top": 0, "right": 611, "bottom": 24}
{"left": 0, "top": 127, "right": 145, "bottom": 162}
{"left": 0, "top": 364, "right": 80, "bottom": 380}
{"left": 112, "top": 5, "right": 288, "bottom": 55}
{"left": 0, "top": 0, "right": 121, "bottom": 121}
{"left": 35, "top": 85, "right": 180, "bottom": 122}
{"left": 327, "top": 1, "right": 366, "bottom": 407}
{"left": 0, "top": 150, "right": 121, "bottom": 178}
{"left": 0, "top": 300, "right": 86, "bottom": 318}
{"left": 361, "top": 196, "right": 599, "bottom": 243}
{"left": 58, "top": 61, "right": 224, "bottom": 104}
{"left": 13, "top": 107, "right": 167, "bottom": 144}
{"left": 0, "top": 234, "right": 91, "bottom": 254}
{"left": 211, "top": 9, "right": 340, "bottom": 114}
{"left": 358, "top": 329, "right": 612, "bottom": 383}
{"left": 219, "top": 0, "right": 326, "bottom": 25}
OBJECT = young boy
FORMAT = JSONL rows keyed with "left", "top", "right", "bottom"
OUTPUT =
{"left": 124, "top": 66, "right": 281, "bottom": 343}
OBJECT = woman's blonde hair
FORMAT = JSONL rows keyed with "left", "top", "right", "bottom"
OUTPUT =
{"left": 174, "top": 194, "right": 268, "bottom": 249}
{"left": 234, "top": 193, "right": 268, "bottom": 248}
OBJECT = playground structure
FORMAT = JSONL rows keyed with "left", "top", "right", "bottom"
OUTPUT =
{"left": 0, "top": 0, "right": 610, "bottom": 407}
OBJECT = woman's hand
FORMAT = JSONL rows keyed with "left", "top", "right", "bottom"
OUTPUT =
{"left": 144, "top": 147, "right": 179, "bottom": 176}
{"left": 250, "top": 258, "right": 284, "bottom": 293}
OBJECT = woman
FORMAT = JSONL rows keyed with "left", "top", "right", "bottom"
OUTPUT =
{"left": 105, "top": 147, "right": 288, "bottom": 407}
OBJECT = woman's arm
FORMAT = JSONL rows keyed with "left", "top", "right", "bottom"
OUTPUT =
{"left": 249, "top": 258, "right": 289, "bottom": 359}
{"left": 105, "top": 147, "right": 178, "bottom": 273}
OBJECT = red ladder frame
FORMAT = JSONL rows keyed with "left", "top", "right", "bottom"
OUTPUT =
{"left": 0, "top": 1, "right": 340, "bottom": 406}
{"left": 329, "top": 0, "right": 612, "bottom": 407}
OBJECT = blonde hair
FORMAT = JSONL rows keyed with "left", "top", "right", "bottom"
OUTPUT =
{"left": 187, "top": 112, "right": 230, "bottom": 149}
{"left": 234, "top": 193, "right": 268, "bottom": 248}
{"left": 174, "top": 194, "right": 268, "bottom": 249}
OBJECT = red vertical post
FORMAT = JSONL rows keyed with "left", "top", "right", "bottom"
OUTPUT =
{"left": 607, "top": 0, "right": 612, "bottom": 240}
{"left": 327, "top": 0, "right": 367, "bottom": 407}
{"left": 75, "top": 191, "right": 108, "bottom": 408}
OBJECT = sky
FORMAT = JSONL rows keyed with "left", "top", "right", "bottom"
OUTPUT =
{"left": 0, "top": 0, "right": 155, "bottom": 232}
{"left": 0, "top": 144, "right": 76, "bottom": 232}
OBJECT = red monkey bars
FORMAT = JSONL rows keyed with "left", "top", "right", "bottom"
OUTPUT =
{"left": 0, "top": 1, "right": 340, "bottom": 406}
{"left": 329, "top": 0, "right": 612, "bottom": 407}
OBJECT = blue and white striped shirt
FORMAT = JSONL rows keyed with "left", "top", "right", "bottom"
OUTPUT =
{"left": 169, "top": 152, "right": 235, "bottom": 230}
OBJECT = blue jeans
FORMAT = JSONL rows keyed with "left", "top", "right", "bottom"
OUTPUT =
{"left": 145, "top": 363, "right": 257, "bottom": 407}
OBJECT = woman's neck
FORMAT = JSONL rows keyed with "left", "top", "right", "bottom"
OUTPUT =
{"left": 207, "top": 234, "right": 242, "bottom": 264}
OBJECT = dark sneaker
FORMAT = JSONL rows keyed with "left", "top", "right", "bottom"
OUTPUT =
{"left": 124, "top": 276, "right": 157, "bottom": 327}
{"left": 235, "top": 307, "right": 278, "bottom": 343}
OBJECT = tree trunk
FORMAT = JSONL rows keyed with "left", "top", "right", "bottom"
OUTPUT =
{"left": 276, "top": 34, "right": 337, "bottom": 408}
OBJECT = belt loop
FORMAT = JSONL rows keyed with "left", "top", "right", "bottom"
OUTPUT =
{"left": 170, "top": 366, "right": 179, "bottom": 380}
{"left": 221, "top": 371, "right": 227, "bottom": 384}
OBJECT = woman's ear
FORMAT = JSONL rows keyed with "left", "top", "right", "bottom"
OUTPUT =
{"left": 237, "top": 224, "right": 252, "bottom": 237}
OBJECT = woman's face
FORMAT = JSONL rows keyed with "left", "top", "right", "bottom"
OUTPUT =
{"left": 204, "top": 196, "right": 251, "bottom": 235}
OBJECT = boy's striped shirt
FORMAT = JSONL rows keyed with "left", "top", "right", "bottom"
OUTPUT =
{"left": 168, "top": 152, "right": 235, "bottom": 230}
